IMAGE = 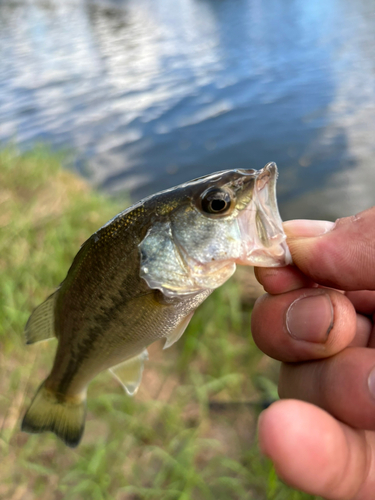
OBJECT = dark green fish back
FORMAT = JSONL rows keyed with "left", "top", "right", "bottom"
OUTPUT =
{"left": 50, "top": 203, "right": 153, "bottom": 390}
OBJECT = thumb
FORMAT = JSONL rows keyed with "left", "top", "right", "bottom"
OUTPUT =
{"left": 284, "top": 206, "right": 375, "bottom": 291}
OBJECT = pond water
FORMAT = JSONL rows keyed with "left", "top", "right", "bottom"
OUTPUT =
{"left": 1, "top": 0, "right": 375, "bottom": 219}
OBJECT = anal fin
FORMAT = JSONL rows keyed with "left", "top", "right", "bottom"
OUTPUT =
{"left": 24, "top": 291, "right": 58, "bottom": 344}
{"left": 110, "top": 349, "right": 148, "bottom": 396}
{"left": 163, "top": 312, "right": 194, "bottom": 350}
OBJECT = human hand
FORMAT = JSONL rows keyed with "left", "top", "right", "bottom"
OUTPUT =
{"left": 252, "top": 207, "right": 375, "bottom": 499}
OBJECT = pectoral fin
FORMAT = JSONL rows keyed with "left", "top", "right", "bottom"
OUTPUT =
{"left": 110, "top": 349, "right": 149, "bottom": 396}
{"left": 24, "top": 291, "right": 58, "bottom": 344}
{"left": 163, "top": 312, "right": 194, "bottom": 350}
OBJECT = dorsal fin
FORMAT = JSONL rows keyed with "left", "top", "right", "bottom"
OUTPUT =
{"left": 110, "top": 349, "right": 149, "bottom": 396}
{"left": 24, "top": 291, "right": 58, "bottom": 344}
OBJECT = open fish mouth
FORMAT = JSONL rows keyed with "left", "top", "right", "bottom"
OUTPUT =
{"left": 236, "top": 162, "right": 292, "bottom": 267}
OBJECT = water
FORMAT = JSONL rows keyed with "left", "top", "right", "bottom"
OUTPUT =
{"left": 1, "top": 0, "right": 375, "bottom": 219}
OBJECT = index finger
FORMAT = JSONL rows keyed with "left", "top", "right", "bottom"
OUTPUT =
{"left": 284, "top": 207, "right": 375, "bottom": 291}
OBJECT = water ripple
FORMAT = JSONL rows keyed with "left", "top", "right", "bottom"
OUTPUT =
{"left": 0, "top": 0, "right": 375, "bottom": 218}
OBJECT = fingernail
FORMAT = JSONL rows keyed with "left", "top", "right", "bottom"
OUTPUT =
{"left": 368, "top": 367, "right": 375, "bottom": 400}
{"left": 283, "top": 220, "right": 335, "bottom": 237}
{"left": 286, "top": 294, "right": 334, "bottom": 343}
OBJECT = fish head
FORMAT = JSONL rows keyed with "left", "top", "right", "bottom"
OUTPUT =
{"left": 140, "top": 162, "right": 291, "bottom": 297}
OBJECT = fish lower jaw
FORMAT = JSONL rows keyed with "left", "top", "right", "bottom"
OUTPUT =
{"left": 235, "top": 242, "right": 292, "bottom": 267}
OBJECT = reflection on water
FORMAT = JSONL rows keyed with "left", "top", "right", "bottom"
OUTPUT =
{"left": 0, "top": 0, "right": 374, "bottom": 219}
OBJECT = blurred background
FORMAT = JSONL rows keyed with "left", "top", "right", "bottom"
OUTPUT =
{"left": 1, "top": 0, "right": 375, "bottom": 219}
{"left": 1, "top": 0, "right": 375, "bottom": 499}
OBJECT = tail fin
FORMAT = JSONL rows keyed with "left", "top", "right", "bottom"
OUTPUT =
{"left": 21, "top": 382, "right": 86, "bottom": 448}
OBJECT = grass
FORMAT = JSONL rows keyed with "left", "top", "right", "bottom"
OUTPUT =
{"left": 0, "top": 145, "right": 321, "bottom": 500}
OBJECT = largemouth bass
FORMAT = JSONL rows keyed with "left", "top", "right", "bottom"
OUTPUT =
{"left": 21, "top": 162, "right": 290, "bottom": 447}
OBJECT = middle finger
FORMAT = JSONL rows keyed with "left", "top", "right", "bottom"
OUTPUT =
{"left": 251, "top": 288, "right": 362, "bottom": 363}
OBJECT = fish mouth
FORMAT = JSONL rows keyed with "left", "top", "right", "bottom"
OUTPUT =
{"left": 236, "top": 162, "right": 292, "bottom": 267}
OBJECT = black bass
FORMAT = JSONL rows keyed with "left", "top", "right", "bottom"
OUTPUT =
{"left": 21, "top": 162, "right": 291, "bottom": 447}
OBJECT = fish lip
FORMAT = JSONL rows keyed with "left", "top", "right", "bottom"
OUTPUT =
{"left": 237, "top": 162, "right": 292, "bottom": 267}
{"left": 234, "top": 162, "right": 277, "bottom": 176}
{"left": 234, "top": 168, "right": 257, "bottom": 176}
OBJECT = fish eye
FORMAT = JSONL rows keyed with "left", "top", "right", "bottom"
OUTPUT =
{"left": 200, "top": 188, "right": 233, "bottom": 214}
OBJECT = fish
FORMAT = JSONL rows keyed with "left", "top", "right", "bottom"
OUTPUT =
{"left": 21, "top": 162, "right": 291, "bottom": 447}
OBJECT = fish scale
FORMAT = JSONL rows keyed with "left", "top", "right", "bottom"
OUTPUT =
{"left": 21, "top": 162, "right": 291, "bottom": 447}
